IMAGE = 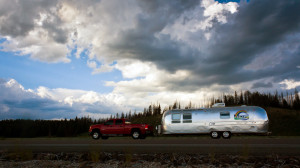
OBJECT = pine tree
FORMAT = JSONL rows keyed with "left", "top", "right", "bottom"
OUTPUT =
{"left": 234, "top": 91, "right": 238, "bottom": 105}
{"left": 186, "top": 101, "right": 192, "bottom": 109}
{"left": 172, "top": 100, "right": 178, "bottom": 109}
{"left": 239, "top": 91, "right": 244, "bottom": 105}
{"left": 293, "top": 89, "right": 300, "bottom": 110}
{"left": 158, "top": 104, "right": 161, "bottom": 115}
{"left": 128, "top": 110, "right": 132, "bottom": 119}
{"left": 148, "top": 105, "right": 152, "bottom": 116}
{"left": 223, "top": 95, "right": 228, "bottom": 106}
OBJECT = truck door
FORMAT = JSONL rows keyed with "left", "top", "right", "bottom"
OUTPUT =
{"left": 114, "top": 119, "right": 125, "bottom": 134}
{"left": 101, "top": 119, "right": 115, "bottom": 134}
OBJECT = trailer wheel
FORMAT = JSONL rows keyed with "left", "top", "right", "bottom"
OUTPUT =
{"left": 91, "top": 130, "right": 100, "bottom": 140}
{"left": 131, "top": 129, "right": 140, "bottom": 139}
{"left": 210, "top": 131, "right": 220, "bottom": 139}
{"left": 222, "top": 131, "right": 231, "bottom": 139}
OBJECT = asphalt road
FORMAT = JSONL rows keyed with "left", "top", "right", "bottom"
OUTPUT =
{"left": 1, "top": 137, "right": 300, "bottom": 155}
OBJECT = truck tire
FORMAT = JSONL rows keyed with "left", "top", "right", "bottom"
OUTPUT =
{"left": 222, "top": 131, "right": 231, "bottom": 139}
{"left": 210, "top": 131, "right": 220, "bottom": 139}
{"left": 91, "top": 130, "right": 100, "bottom": 140}
{"left": 131, "top": 129, "right": 141, "bottom": 139}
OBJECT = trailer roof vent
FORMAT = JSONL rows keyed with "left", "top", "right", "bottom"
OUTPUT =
{"left": 212, "top": 103, "right": 225, "bottom": 108}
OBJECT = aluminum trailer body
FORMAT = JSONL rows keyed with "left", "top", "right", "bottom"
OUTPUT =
{"left": 161, "top": 106, "right": 269, "bottom": 138}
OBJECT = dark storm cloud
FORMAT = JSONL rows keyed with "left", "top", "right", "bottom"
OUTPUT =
{"left": 199, "top": 0, "right": 300, "bottom": 79}
{"left": 109, "top": 0, "right": 300, "bottom": 89}
{"left": 0, "top": 0, "right": 68, "bottom": 43}
{"left": 1, "top": 0, "right": 299, "bottom": 93}
{"left": 192, "top": 0, "right": 300, "bottom": 86}
{"left": 251, "top": 82, "right": 273, "bottom": 89}
{"left": 108, "top": 0, "right": 200, "bottom": 65}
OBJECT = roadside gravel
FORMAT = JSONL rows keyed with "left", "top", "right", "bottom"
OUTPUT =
{"left": 0, "top": 151, "right": 299, "bottom": 168}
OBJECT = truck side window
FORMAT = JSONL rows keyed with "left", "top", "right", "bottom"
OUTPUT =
{"left": 125, "top": 120, "right": 131, "bottom": 124}
{"left": 172, "top": 113, "right": 181, "bottom": 123}
{"left": 183, "top": 113, "right": 192, "bottom": 123}
{"left": 220, "top": 112, "right": 230, "bottom": 119}
{"left": 104, "top": 120, "right": 114, "bottom": 125}
{"left": 115, "top": 119, "right": 123, "bottom": 125}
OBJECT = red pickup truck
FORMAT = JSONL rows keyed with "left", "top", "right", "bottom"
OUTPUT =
{"left": 89, "top": 119, "right": 153, "bottom": 140}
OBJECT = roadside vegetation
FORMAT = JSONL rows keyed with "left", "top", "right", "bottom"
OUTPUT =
{"left": 1, "top": 90, "right": 300, "bottom": 138}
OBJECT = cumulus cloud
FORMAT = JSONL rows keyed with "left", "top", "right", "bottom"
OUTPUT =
{"left": 1, "top": 0, "right": 300, "bottom": 114}
{"left": 115, "top": 60, "right": 152, "bottom": 79}
{"left": 87, "top": 60, "right": 114, "bottom": 74}
{"left": 0, "top": 0, "right": 71, "bottom": 63}
{"left": 0, "top": 78, "right": 228, "bottom": 120}
{"left": 102, "top": 0, "right": 300, "bottom": 91}
{"left": 0, "top": 78, "right": 128, "bottom": 120}
{"left": 280, "top": 79, "right": 300, "bottom": 90}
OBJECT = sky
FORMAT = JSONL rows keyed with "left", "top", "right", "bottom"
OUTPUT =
{"left": 0, "top": 0, "right": 300, "bottom": 120}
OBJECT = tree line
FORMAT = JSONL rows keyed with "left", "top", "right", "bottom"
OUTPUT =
{"left": 0, "top": 90, "right": 299, "bottom": 137}
{"left": 220, "top": 89, "right": 300, "bottom": 110}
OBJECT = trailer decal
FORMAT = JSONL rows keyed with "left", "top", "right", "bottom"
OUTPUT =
{"left": 234, "top": 110, "right": 249, "bottom": 120}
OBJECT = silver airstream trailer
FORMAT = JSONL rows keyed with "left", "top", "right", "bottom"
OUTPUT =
{"left": 161, "top": 104, "right": 269, "bottom": 139}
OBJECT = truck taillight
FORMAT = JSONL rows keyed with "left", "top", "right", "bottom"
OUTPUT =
{"left": 145, "top": 125, "right": 148, "bottom": 129}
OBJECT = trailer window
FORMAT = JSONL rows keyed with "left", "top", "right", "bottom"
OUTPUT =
{"left": 183, "top": 113, "right": 192, "bottom": 123}
{"left": 220, "top": 112, "right": 230, "bottom": 119}
{"left": 172, "top": 113, "right": 181, "bottom": 123}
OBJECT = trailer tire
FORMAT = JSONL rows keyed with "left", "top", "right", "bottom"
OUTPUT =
{"left": 131, "top": 129, "right": 141, "bottom": 139}
{"left": 91, "top": 130, "right": 101, "bottom": 140}
{"left": 222, "top": 131, "right": 231, "bottom": 139}
{"left": 210, "top": 131, "right": 220, "bottom": 139}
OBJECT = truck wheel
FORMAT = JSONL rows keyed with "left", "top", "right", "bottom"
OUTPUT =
{"left": 91, "top": 130, "right": 100, "bottom": 140}
{"left": 131, "top": 130, "right": 140, "bottom": 139}
{"left": 222, "top": 131, "right": 231, "bottom": 139}
{"left": 210, "top": 131, "right": 220, "bottom": 139}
